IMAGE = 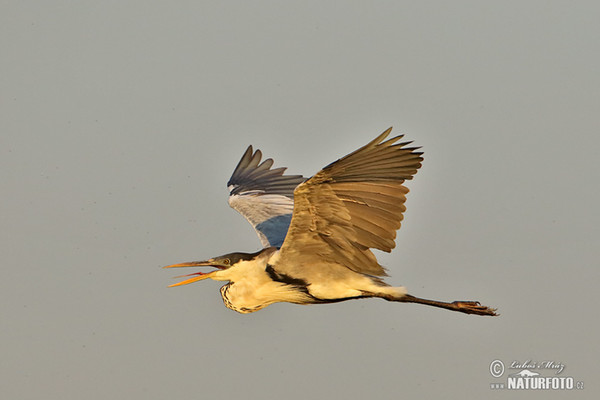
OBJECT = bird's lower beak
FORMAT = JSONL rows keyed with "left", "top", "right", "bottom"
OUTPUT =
{"left": 163, "top": 261, "right": 223, "bottom": 287}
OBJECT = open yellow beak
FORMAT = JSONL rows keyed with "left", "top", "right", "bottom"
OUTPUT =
{"left": 163, "top": 261, "right": 222, "bottom": 287}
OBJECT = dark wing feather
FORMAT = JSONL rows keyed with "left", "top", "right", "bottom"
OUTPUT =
{"left": 276, "top": 128, "right": 423, "bottom": 276}
{"left": 227, "top": 146, "right": 306, "bottom": 248}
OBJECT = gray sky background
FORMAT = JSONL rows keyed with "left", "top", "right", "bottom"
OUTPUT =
{"left": 2, "top": 1, "right": 599, "bottom": 399}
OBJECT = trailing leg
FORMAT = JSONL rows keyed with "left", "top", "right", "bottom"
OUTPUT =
{"left": 387, "top": 293, "right": 498, "bottom": 316}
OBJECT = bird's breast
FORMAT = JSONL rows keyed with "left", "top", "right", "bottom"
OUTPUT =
{"left": 219, "top": 275, "right": 312, "bottom": 314}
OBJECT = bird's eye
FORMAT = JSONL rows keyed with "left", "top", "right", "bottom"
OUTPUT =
{"left": 223, "top": 259, "right": 230, "bottom": 265}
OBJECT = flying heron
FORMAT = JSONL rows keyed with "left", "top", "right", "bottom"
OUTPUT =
{"left": 164, "top": 128, "right": 497, "bottom": 316}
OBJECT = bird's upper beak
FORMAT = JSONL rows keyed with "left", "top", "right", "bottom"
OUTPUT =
{"left": 163, "top": 260, "right": 226, "bottom": 287}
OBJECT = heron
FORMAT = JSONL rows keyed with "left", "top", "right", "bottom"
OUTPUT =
{"left": 164, "top": 128, "right": 497, "bottom": 316}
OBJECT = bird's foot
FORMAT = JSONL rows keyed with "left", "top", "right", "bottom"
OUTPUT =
{"left": 451, "top": 301, "right": 498, "bottom": 316}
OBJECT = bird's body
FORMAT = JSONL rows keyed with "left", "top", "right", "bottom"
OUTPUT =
{"left": 216, "top": 248, "right": 407, "bottom": 313}
{"left": 165, "top": 128, "right": 497, "bottom": 316}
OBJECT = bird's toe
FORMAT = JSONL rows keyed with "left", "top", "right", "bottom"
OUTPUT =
{"left": 452, "top": 301, "right": 498, "bottom": 316}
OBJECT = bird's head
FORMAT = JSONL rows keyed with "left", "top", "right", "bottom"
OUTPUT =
{"left": 163, "top": 249, "right": 274, "bottom": 287}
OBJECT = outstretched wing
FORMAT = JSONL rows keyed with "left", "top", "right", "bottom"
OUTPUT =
{"left": 276, "top": 128, "right": 423, "bottom": 277}
{"left": 227, "top": 146, "right": 306, "bottom": 248}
